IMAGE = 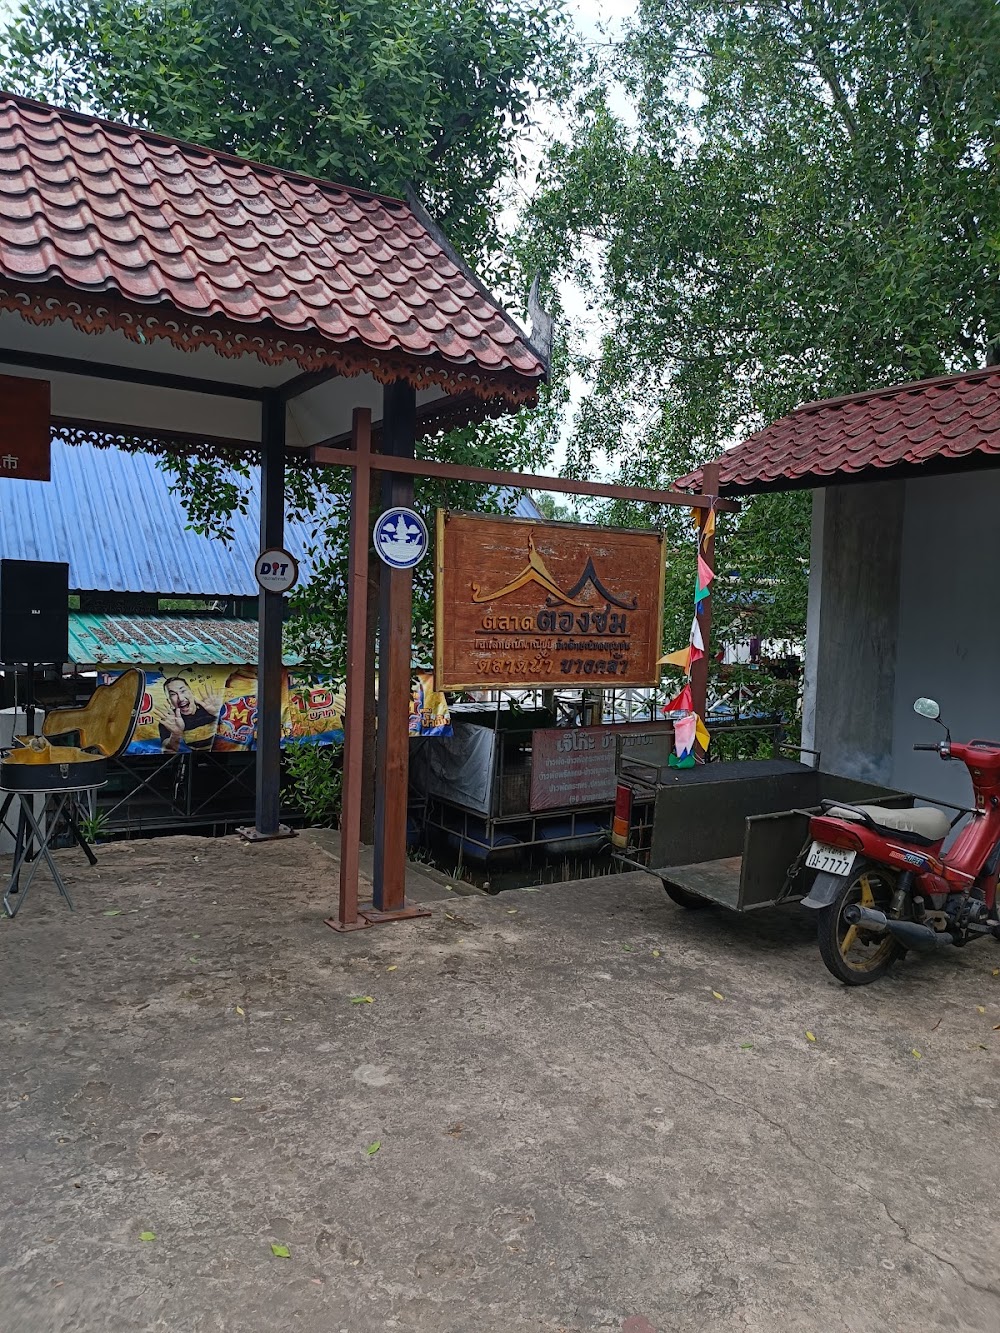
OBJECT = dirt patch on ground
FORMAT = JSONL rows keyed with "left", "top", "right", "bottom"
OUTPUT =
{"left": 3, "top": 834, "right": 1000, "bottom": 1332}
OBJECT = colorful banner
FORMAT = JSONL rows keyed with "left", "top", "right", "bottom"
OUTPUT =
{"left": 101, "top": 665, "right": 452, "bottom": 755}
{"left": 409, "top": 670, "right": 452, "bottom": 737}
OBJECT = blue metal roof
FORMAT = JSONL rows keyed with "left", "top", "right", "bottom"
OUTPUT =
{"left": 0, "top": 438, "right": 542, "bottom": 597}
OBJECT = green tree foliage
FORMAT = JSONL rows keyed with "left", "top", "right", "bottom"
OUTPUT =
{"left": 2, "top": 0, "right": 573, "bottom": 269}
{"left": 525, "top": 0, "right": 1000, "bottom": 654}
{"left": 0, "top": 0, "right": 574, "bottom": 677}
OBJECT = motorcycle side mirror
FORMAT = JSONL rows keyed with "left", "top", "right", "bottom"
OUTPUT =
{"left": 913, "top": 697, "right": 940, "bottom": 721}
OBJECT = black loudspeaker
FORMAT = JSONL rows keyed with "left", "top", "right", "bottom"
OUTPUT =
{"left": 0, "top": 559, "right": 69, "bottom": 663}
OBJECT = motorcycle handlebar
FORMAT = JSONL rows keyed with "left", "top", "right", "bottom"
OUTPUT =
{"left": 913, "top": 742, "right": 942, "bottom": 751}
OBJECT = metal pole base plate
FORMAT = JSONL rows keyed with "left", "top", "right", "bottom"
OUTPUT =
{"left": 324, "top": 915, "right": 372, "bottom": 933}
{"left": 236, "top": 824, "right": 297, "bottom": 843}
{"left": 358, "top": 901, "right": 432, "bottom": 925}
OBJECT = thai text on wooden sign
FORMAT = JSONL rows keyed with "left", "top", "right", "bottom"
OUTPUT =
{"left": 0, "top": 374, "right": 51, "bottom": 481}
{"left": 530, "top": 721, "right": 673, "bottom": 811}
{"left": 434, "top": 512, "right": 666, "bottom": 690}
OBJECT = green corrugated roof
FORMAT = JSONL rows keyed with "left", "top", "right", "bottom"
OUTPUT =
{"left": 68, "top": 612, "right": 302, "bottom": 668}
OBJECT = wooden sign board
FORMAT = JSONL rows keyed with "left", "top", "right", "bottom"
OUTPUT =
{"left": 0, "top": 375, "right": 50, "bottom": 481}
{"left": 434, "top": 512, "right": 666, "bottom": 690}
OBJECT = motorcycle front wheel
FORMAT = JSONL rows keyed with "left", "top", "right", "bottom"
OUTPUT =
{"left": 816, "top": 862, "right": 905, "bottom": 986}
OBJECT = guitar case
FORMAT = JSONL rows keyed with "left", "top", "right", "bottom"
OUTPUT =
{"left": 40, "top": 668, "right": 144, "bottom": 758}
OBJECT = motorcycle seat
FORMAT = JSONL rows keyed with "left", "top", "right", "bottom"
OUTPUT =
{"left": 824, "top": 803, "right": 951, "bottom": 845}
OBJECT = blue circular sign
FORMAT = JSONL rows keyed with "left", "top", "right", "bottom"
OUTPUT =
{"left": 373, "top": 507, "right": 429, "bottom": 570}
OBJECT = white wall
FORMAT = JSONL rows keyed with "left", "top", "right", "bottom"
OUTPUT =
{"left": 890, "top": 470, "right": 1000, "bottom": 807}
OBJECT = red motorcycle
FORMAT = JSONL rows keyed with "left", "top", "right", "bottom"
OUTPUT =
{"left": 801, "top": 697, "right": 1000, "bottom": 985}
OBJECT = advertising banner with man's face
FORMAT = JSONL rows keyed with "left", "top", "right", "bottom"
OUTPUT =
{"left": 99, "top": 667, "right": 346, "bottom": 755}
{"left": 100, "top": 665, "right": 451, "bottom": 754}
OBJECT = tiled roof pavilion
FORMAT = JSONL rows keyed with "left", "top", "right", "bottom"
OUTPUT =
{"left": 678, "top": 365, "right": 1000, "bottom": 496}
{"left": 0, "top": 90, "right": 547, "bottom": 453}
{"left": 0, "top": 90, "right": 548, "bottom": 840}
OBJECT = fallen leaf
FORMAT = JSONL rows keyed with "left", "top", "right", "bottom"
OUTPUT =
{"left": 993, "top": 969, "right": 999, "bottom": 977}
{"left": 235, "top": 1006, "right": 245, "bottom": 1016}
{"left": 805, "top": 1031, "right": 816, "bottom": 1042}
{"left": 993, "top": 1023, "right": 1000, "bottom": 1031}
{"left": 507, "top": 909, "right": 518, "bottom": 915}
{"left": 103, "top": 910, "right": 122, "bottom": 917}
{"left": 366, "top": 1140, "right": 381, "bottom": 1157}
{"left": 139, "top": 1231, "right": 156, "bottom": 1242}
{"left": 191, "top": 934, "right": 201, "bottom": 940}
{"left": 712, "top": 991, "right": 724, "bottom": 1001}
{"left": 230, "top": 1096, "right": 243, "bottom": 1103}
{"left": 386, "top": 965, "right": 398, "bottom": 972}
{"left": 270, "top": 1243, "right": 290, "bottom": 1259}
{"left": 310, "top": 1277, "right": 324, "bottom": 1285}
{"left": 622, "top": 943, "right": 632, "bottom": 951}
{"left": 739, "top": 1043, "right": 753, "bottom": 1050}
{"left": 189, "top": 957, "right": 199, "bottom": 963}
{"left": 911, "top": 1048, "right": 922, "bottom": 1059}
{"left": 977, "top": 1006, "right": 986, "bottom": 1014}
{"left": 652, "top": 949, "right": 661, "bottom": 958}
{"left": 978, "top": 1043, "right": 989, "bottom": 1050}
{"left": 350, "top": 996, "right": 374, "bottom": 1005}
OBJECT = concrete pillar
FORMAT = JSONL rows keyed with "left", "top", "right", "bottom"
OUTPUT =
{"left": 801, "top": 480, "right": 904, "bottom": 782}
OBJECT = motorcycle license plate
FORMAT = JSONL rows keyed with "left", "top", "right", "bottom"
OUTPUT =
{"left": 805, "top": 842, "right": 856, "bottom": 876}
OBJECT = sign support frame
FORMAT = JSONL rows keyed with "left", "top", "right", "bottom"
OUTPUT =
{"left": 313, "top": 421, "right": 736, "bottom": 932}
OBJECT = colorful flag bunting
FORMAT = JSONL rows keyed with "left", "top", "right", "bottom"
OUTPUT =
{"left": 658, "top": 646, "right": 692, "bottom": 671}
{"left": 664, "top": 683, "right": 693, "bottom": 714}
{"left": 673, "top": 712, "right": 697, "bottom": 758}
{"left": 697, "top": 554, "right": 715, "bottom": 588}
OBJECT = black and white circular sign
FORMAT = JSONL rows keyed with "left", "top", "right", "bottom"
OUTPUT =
{"left": 254, "top": 547, "right": 299, "bottom": 594}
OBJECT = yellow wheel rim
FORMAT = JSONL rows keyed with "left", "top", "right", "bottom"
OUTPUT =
{"left": 838, "top": 872, "right": 897, "bottom": 973}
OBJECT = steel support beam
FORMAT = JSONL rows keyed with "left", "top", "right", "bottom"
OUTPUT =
{"left": 244, "top": 393, "right": 294, "bottom": 841}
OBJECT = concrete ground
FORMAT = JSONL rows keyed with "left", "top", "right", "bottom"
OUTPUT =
{"left": 3, "top": 833, "right": 1000, "bottom": 1333}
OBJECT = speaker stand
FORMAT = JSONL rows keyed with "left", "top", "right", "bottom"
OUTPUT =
{"left": 24, "top": 663, "right": 35, "bottom": 735}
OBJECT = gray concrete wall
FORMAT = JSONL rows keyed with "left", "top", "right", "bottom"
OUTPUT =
{"left": 802, "top": 481, "right": 905, "bottom": 783}
{"left": 890, "top": 470, "right": 1000, "bottom": 806}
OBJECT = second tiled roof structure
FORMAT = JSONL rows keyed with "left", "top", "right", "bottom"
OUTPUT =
{"left": 678, "top": 365, "right": 1000, "bottom": 494}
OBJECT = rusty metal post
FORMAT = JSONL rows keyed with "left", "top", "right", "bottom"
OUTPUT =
{"left": 690, "top": 461, "right": 719, "bottom": 756}
{"left": 360, "top": 549, "right": 379, "bottom": 844}
{"left": 366, "top": 381, "right": 429, "bottom": 923}
{"left": 324, "top": 408, "right": 373, "bottom": 932}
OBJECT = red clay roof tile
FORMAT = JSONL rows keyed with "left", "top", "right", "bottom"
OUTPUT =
{"left": 0, "top": 92, "right": 544, "bottom": 385}
{"left": 678, "top": 365, "right": 1000, "bottom": 493}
